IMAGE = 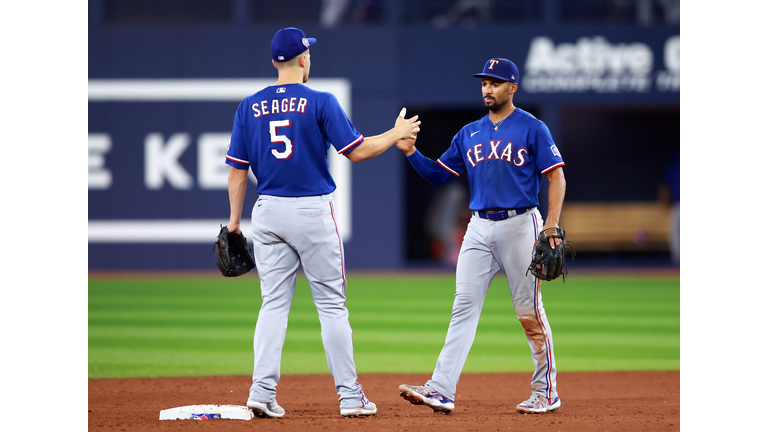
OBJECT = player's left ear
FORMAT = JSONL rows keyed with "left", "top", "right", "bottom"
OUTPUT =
{"left": 509, "top": 82, "right": 518, "bottom": 95}
{"left": 298, "top": 52, "right": 309, "bottom": 68}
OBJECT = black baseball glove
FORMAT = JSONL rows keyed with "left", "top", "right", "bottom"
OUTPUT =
{"left": 526, "top": 227, "right": 575, "bottom": 282}
{"left": 212, "top": 225, "right": 255, "bottom": 277}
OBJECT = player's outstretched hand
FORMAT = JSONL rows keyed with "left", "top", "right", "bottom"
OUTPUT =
{"left": 395, "top": 108, "right": 420, "bottom": 140}
{"left": 396, "top": 133, "right": 417, "bottom": 156}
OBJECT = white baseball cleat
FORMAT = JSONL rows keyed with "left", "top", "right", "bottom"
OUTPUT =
{"left": 247, "top": 399, "right": 286, "bottom": 418}
{"left": 340, "top": 382, "right": 377, "bottom": 417}
{"left": 515, "top": 394, "right": 561, "bottom": 413}
{"left": 340, "top": 401, "right": 377, "bottom": 417}
{"left": 398, "top": 384, "right": 454, "bottom": 414}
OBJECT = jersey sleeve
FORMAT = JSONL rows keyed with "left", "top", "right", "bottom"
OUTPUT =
{"left": 407, "top": 148, "right": 454, "bottom": 185}
{"left": 436, "top": 132, "right": 467, "bottom": 177}
{"left": 320, "top": 93, "right": 364, "bottom": 155}
{"left": 532, "top": 121, "right": 565, "bottom": 174}
{"left": 226, "top": 100, "right": 250, "bottom": 170}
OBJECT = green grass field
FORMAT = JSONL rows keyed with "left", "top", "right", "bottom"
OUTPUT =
{"left": 88, "top": 273, "right": 679, "bottom": 379}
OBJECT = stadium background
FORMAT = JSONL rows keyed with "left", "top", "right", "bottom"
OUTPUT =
{"left": 87, "top": 0, "right": 680, "bottom": 271}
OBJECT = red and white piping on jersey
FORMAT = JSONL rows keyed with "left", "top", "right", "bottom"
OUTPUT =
{"left": 541, "top": 161, "right": 564, "bottom": 174}
{"left": 337, "top": 135, "right": 364, "bottom": 154}
{"left": 437, "top": 159, "right": 460, "bottom": 177}
{"left": 226, "top": 155, "right": 250, "bottom": 166}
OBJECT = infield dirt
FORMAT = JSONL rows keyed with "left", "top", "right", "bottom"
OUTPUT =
{"left": 89, "top": 371, "right": 679, "bottom": 431}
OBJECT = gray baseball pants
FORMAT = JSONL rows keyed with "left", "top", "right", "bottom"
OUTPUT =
{"left": 426, "top": 208, "right": 558, "bottom": 401}
{"left": 247, "top": 193, "right": 363, "bottom": 409}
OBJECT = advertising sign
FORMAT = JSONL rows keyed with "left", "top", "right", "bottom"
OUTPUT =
{"left": 522, "top": 35, "right": 679, "bottom": 94}
{"left": 88, "top": 79, "right": 353, "bottom": 245}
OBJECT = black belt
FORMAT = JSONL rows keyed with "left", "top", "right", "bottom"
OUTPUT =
{"left": 472, "top": 208, "right": 531, "bottom": 221}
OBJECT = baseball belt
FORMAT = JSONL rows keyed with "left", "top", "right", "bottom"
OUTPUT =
{"left": 472, "top": 207, "right": 532, "bottom": 221}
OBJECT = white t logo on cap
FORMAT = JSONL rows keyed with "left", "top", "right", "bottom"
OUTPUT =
{"left": 488, "top": 60, "right": 499, "bottom": 70}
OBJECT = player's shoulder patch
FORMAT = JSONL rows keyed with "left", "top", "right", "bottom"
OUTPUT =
{"left": 550, "top": 145, "right": 561, "bottom": 157}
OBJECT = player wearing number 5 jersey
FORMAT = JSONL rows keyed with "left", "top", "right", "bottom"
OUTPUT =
{"left": 225, "top": 27, "right": 419, "bottom": 418}
{"left": 397, "top": 58, "right": 566, "bottom": 415}
{"left": 226, "top": 77, "right": 362, "bottom": 197}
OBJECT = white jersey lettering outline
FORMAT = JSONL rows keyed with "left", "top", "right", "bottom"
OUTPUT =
{"left": 466, "top": 148, "right": 476, "bottom": 168}
{"left": 513, "top": 148, "right": 528, "bottom": 166}
{"left": 488, "top": 140, "right": 502, "bottom": 160}
{"left": 269, "top": 119, "right": 293, "bottom": 160}
{"left": 473, "top": 143, "right": 485, "bottom": 163}
{"left": 499, "top": 142, "right": 513, "bottom": 162}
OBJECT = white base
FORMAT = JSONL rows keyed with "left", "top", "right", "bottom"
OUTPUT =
{"left": 159, "top": 404, "right": 254, "bottom": 420}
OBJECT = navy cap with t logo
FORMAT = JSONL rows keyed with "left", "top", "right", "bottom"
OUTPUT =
{"left": 271, "top": 27, "right": 317, "bottom": 62}
{"left": 473, "top": 58, "right": 519, "bottom": 83}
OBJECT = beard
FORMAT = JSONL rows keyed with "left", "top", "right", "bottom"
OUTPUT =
{"left": 483, "top": 96, "right": 505, "bottom": 112}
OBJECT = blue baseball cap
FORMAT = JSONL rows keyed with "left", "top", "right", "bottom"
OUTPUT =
{"left": 473, "top": 58, "right": 519, "bottom": 83}
{"left": 271, "top": 27, "right": 316, "bottom": 62}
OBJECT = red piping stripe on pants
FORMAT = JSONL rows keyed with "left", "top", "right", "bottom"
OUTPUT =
{"left": 329, "top": 201, "right": 347, "bottom": 293}
{"left": 531, "top": 213, "right": 554, "bottom": 400}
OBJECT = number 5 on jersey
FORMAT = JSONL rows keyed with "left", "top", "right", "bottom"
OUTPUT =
{"left": 270, "top": 120, "right": 293, "bottom": 160}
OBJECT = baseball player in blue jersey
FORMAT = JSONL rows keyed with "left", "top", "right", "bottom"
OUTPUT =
{"left": 225, "top": 27, "right": 420, "bottom": 418}
{"left": 397, "top": 58, "right": 566, "bottom": 414}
